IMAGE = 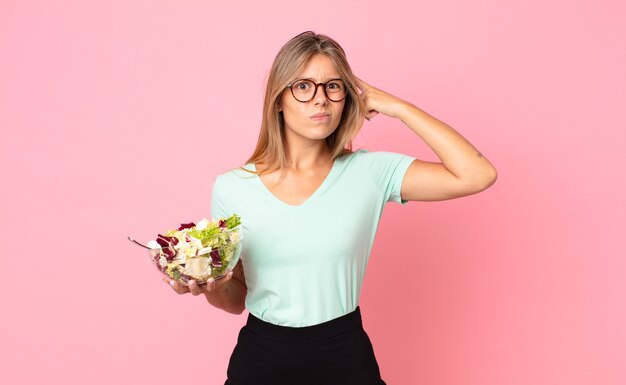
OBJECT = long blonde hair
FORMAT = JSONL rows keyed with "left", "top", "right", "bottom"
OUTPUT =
{"left": 237, "top": 31, "right": 366, "bottom": 176}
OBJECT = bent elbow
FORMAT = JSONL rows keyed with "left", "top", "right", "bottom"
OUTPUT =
{"left": 484, "top": 166, "right": 498, "bottom": 189}
{"left": 464, "top": 167, "right": 498, "bottom": 195}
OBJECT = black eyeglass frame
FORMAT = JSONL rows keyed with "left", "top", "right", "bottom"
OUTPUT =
{"left": 286, "top": 78, "right": 349, "bottom": 103}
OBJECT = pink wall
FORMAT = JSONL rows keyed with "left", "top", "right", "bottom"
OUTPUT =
{"left": 1, "top": 1, "right": 624, "bottom": 384}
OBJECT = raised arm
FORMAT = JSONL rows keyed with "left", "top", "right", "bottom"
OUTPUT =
{"left": 354, "top": 76, "right": 497, "bottom": 201}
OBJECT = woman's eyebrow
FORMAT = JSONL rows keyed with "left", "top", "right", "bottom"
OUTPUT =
{"left": 296, "top": 76, "right": 342, "bottom": 82}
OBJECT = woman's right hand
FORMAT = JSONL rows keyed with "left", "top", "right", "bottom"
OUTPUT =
{"left": 162, "top": 260, "right": 247, "bottom": 314}
{"left": 162, "top": 270, "right": 234, "bottom": 297}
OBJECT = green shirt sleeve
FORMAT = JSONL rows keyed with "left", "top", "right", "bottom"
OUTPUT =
{"left": 356, "top": 149, "right": 416, "bottom": 205}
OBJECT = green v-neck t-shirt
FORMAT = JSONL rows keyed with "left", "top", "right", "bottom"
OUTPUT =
{"left": 210, "top": 148, "right": 415, "bottom": 327}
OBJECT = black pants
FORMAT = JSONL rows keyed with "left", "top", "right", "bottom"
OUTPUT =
{"left": 224, "top": 306, "right": 387, "bottom": 385}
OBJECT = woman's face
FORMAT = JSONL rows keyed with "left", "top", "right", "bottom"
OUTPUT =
{"left": 278, "top": 53, "right": 346, "bottom": 144}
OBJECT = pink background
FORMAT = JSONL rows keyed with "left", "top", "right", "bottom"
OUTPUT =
{"left": 1, "top": 1, "right": 624, "bottom": 384}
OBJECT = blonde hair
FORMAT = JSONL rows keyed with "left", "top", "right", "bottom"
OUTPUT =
{"left": 236, "top": 31, "right": 366, "bottom": 176}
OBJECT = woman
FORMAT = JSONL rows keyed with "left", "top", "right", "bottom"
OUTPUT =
{"left": 163, "top": 31, "right": 497, "bottom": 384}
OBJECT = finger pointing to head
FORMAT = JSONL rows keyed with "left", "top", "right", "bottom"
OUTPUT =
{"left": 353, "top": 76, "right": 369, "bottom": 92}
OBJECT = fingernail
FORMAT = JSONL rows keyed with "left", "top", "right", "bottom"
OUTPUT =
{"left": 229, "top": 271, "right": 234, "bottom": 277}
{"left": 208, "top": 278, "right": 214, "bottom": 283}
{"left": 169, "top": 280, "right": 175, "bottom": 286}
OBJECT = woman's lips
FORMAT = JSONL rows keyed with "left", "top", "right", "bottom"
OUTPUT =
{"left": 311, "top": 113, "right": 331, "bottom": 121}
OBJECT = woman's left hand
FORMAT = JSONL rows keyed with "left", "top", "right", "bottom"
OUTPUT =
{"left": 353, "top": 76, "right": 409, "bottom": 121}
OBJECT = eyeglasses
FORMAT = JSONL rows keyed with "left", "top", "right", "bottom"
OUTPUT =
{"left": 286, "top": 78, "right": 347, "bottom": 103}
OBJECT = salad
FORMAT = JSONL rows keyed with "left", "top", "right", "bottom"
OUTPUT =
{"left": 145, "top": 214, "right": 243, "bottom": 285}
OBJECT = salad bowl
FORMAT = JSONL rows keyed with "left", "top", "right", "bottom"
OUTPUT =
{"left": 129, "top": 215, "right": 243, "bottom": 285}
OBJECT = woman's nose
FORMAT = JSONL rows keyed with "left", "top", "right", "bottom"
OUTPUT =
{"left": 313, "top": 84, "right": 329, "bottom": 105}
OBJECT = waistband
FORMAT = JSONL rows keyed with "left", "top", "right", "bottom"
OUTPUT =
{"left": 244, "top": 306, "right": 363, "bottom": 344}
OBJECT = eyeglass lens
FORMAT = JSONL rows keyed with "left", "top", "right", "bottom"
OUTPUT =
{"left": 291, "top": 80, "right": 346, "bottom": 102}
